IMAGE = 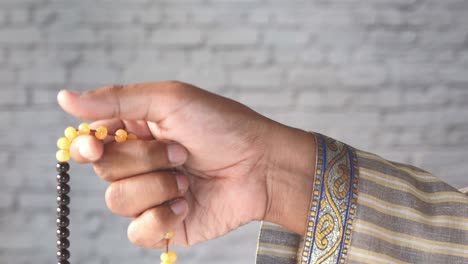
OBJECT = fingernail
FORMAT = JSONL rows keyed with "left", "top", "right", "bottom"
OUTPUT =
{"left": 78, "top": 140, "right": 99, "bottom": 161}
{"left": 169, "top": 199, "right": 188, "bottom": 216}
{"left": 78, "top": 143, "right": 92, "bottom": 159}
{"left": 175, "top": 174, "right": 189, "bottom": 193}
{"left": 167, "top": 144, "right": 187, "bottom": 165}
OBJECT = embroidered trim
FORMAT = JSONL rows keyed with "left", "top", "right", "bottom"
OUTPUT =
{"left": 301, "top": 134, "right": 359, "bottom": 264}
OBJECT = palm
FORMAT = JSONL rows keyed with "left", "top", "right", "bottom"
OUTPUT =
{"left": 130, "top": 86, "right": 271, "bottom": 246}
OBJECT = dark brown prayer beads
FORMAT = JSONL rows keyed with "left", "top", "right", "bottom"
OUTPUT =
{"left": 56, "top": 162, "right": 71, "bottom": 263}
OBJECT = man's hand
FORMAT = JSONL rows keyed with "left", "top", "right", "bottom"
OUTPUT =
{"left": 58, "top": 81, "right": 316, "bottom": 249}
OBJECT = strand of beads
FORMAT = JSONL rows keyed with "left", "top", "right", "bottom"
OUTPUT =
{"left": 55, "top": 123, "right": 135, "bottom": 264}
{"left": 55, "top": 123, "right": 177, "bottom": 264}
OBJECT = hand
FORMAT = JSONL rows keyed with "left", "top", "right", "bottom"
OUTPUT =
{"left": 58, "top": 81, "right": 316, "bottom": 249}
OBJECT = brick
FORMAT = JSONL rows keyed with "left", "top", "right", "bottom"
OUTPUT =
{"left": 71, "top": 66, "right": 120, "bottom": 85}
{"left": 264, "top": 30, "right": 309, "bottom": 46}
{"left": 191, "top": 49, "right": 269, "bottom": 67}
{"left": 31, "top": 87, "right": 60, "bottom": 105}
{"left": 237, "top": 91, "right": 294, "bottom": 109}
{"left": 217, "top": 49, "right": 269, "bottom": 66}
{"left": 370, "top": 30, "right": 417, "bottom": 47}
{"left": 12, "top": 110, "right": 64, "bottom": 127}
{"left": 97, "top": 27, "right": 146, "bottom": 44}
{"left": 401, "top": 86, "right": 448, "bottom": 106}
{"left": 340, "top": 65, "right": 388, "bottom": 87}
{"left": 288, "top": 67, "right": 340, "bottom": 88}
{"left": 274, "top": 48, "right": 324, "bottom": 66}
{"left": 0, "top": 112, "right": 12, "bottom": 125}
{"left": 376, "top": 128, "right": 424, "bottom": 147}
{"left": 420, "top": 30, "right": 467, "bottom": 49}
{"left": 0, "top": 191, "right": 14, "bottom": 209}
{"left": 150, "top": 28, "right": 202, "bottom": 46}
{"left": 18, "top": 192, "right": 54, "bottom": 209}
{"left": 190, "top": 8, "right": 243, "bottom": 25}
{"left": 46, "top": 28, "right": 97, "bottom": 45}
{"left": 231, "top": 68, "right": 283, "bottom": 89}
{"left": 0, "top": 68, "right": 16, "bottom": 84}
{"left": 137, "top": 8, "right": 162, "bottom": 24}
{"left": 80, "top": 49, "right": 109, "bottom": 66}
{"left": 297, "top": 90, "right": 351, "bottom": 108}
{"left": 0, "top": 87, "right": 26, "bottom": 105}
{"left": 163, "top": 10, "right": 189, "bottom": 25}
{"left": 270, "top": 110, "right": 380, "bottom": 130}
{"left": 8, "top": 9, "right": 30, "bottom": 25}
{"left": 177, "top": 67, "right": 226, "bottom": 91}
{"left": 206, "top": 28, "right": 258, "bottom": 46}
{"left": 34, "top": 7, "right": 81, "bottom": 27}
{"left": 0, "top": 28, "right": 41, "bottom": 44}
{"left": 274, "top": 10, "right": 320, "bottom": 26}
{"left": 123, "top": 63, "right": 179, "bottom": 83}
{"left": 248, "top": 10, "right": 271, "bottom": 25}
{"left": 20, "top": 66, "right": 66, "bottom": 84}
{"left": 440, "top": 67, "right": 468, "bottom": 84}
{"left": 82, "top": 9, "right": 140, "bottom": 25}
{"left": 383, "top": 110, "right": 443, "bottom": 127}
{"left": 390, "top": 62, "right": 438, "bottom": 86}
{"left": 0, "top": 9, "right": 7, "bottom": 25}
{"left": 296, "top": 90, "right": 322, "bottom": 108}
{"left": 109, "top": 47, "right": 137, "bottom": 66}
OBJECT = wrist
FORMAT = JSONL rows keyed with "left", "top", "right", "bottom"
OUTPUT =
{"left": 263, "top": 124, "right": 316, "bottom": 235}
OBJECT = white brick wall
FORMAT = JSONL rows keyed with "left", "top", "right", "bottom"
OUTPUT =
{"left": 1, "top": 0, "right": 467, "bottom": 263}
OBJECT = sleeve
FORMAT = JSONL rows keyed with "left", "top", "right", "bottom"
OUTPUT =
{"left": 255, "top": 133, "right": 468, "bottom": 264}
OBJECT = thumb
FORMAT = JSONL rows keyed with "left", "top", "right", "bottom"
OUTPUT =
{"left": 57, "top": 82, "right": 193, "bottom": 121}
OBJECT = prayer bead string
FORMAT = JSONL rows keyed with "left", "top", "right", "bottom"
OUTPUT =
{"left": 55, "top": 123, "right": 177, "bottom": 264}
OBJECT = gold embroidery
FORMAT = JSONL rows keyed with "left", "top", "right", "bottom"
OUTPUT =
{"left": 315, "top": 214, "right": 335, "bottom": 250}
{"left": 334, "top": 164, "right": 350, "bottom": 199}
{"left": 301, "top": 134, "right": 359, "bottom": 264}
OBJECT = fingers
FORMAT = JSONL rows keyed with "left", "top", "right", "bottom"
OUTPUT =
{"left": 127, "top": 199, "right": 189, "bottom": 249}
{"left": 105, "top": 171, "right": 189, "bottom": 217}
{"left": 57, "top": 81, "right": 196, "bottom": 122}
{"left": 93, "top": 140, "right": 188, "bottom": 182}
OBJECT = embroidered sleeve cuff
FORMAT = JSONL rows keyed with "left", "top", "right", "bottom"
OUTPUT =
{"left": 256, "top": 133, "right": 359, "bottom": 264}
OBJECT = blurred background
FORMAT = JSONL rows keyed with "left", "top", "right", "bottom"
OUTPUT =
{"left": 1, "top": 0, "right": 467, "bottom": 263}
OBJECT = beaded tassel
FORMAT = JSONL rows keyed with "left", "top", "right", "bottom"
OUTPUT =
{"left": 55, "top": 123, "right": 176, "bottom": 263}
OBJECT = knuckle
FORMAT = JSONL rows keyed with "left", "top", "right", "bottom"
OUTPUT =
{"left": 93, "top": 164, "right": 114, "bottom": 182}
{"left": 146, "top": 141, "right": 168, "bottom": 166}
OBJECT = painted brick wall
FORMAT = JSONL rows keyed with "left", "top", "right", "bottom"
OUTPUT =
{"left": 1, "top": 0, "right": 467, "bottom": 263}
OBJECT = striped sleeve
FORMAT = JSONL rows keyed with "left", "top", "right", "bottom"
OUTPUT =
{"left": 256, "top": 133, "right": 468, "bottom": 264}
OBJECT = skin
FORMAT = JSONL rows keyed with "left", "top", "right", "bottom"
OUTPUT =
{"left": 58, "top": 81, "right": 316, "bottom": 249}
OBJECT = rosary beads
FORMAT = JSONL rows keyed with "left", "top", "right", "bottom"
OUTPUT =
{"left": 55, "top": 123, "right": 178, "bottom": 264}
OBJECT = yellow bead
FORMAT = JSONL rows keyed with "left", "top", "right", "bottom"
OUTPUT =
{"left": 78, "top": 123, "right": 91, "bottom": 135}
{"left": 64, "top": 127, "right": 78, "bottom": 141}
{"left": 115, "top": 129, "right": 128, "bottom": 143}
{"left": 164, "top": 231, "right": 174, "bottom": 240}
{"left": 57, "top": 137, "right": 71, "bottom": 150}
{"left": 127, "top": 133, "right": 137, "bottom": 140}
{"left": 95, "top": 126, "right": 108, "bottom": 140}
{"left": 56, "top": 150, "right": 70, "bottom": 162}
{"left": 167, "top": 251, "right": 177, "bottom": 262}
